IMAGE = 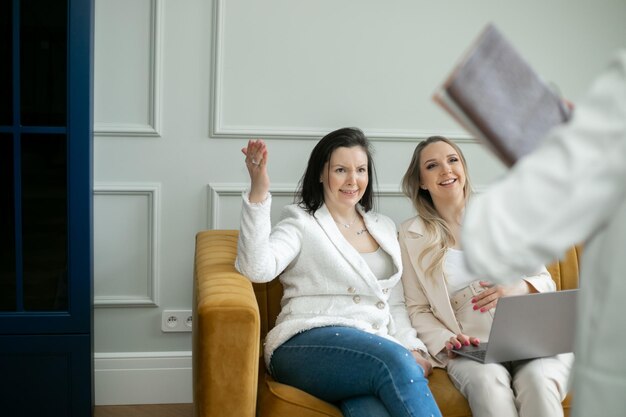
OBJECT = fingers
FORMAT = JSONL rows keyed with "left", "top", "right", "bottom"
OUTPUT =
{"left": 472, "top": 279, "right": 530, "bottom": 313}
{"left": 411, "top": 352, "right": 433, "bottom": 377}
{"left": 444, "top": 339, "right": 456, "bottom": 351}
{"left": 445, "top": 334, "right": 473, "bottom": 359}
{"left": 473, "top": 282, "right": 494, "bottom": 302}
{"left": 243, "top": 139, "right": 268, "bottom": 168}
{"left": 421, "top": 358, "right": 433, "bottom": 377}
{"left": 472, "top": 283, "right": 502, "bottom": 312}
{"left": 457, "top": 333, "right": 471, "bottom": 346}
{"left": 445, "top": 334, "right": 470, "bottom": 351}
{"left": 473, "top": 294, "right": 497, "bottom": 312}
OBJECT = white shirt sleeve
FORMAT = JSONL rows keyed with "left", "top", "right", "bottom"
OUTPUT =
{"left": 462, "top": 50, "right": 626, "bottom": 282}
{"left": 235, "top": 191, "right": 303, "bottom": 283}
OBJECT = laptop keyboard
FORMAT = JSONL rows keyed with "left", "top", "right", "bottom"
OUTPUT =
{"left": 462, "top": 349, "right": 487, "bottom": 361}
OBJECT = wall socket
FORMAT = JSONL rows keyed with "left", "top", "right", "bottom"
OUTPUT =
{"left": 161, "top": 310, "right": 193, "bottom": 332}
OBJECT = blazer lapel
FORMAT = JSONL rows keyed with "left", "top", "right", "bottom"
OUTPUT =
{"left": 314, "top": 205, "right": 388, "bottom": 295}
{"left": 404, "top": 217, "right": 461, "bottom": 334}
{"left": 361, "top": 207, "right": 402, "bottom": 284}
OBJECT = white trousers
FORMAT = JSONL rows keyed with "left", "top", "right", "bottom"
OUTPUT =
{"left": 446, "top": 353, "right": 574, "bottom": 417}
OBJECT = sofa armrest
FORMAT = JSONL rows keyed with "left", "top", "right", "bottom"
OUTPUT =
{"left": 193, "top": 231, "right": 260, "bottom": 417}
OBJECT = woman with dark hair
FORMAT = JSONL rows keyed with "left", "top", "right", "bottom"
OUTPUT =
{"left": 398, "top": 136, "right": 572, "bottom": 417}
{"left": 235, "top": 127, "right": 441, "bottom": 417}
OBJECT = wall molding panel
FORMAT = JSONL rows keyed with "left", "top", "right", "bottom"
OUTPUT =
{"left": 94, "top": 0, "right": 163, "bottom": 137}
{"left": 94, "top": 183, "right": 161, "bottom": 307}
{"left": 94, "top": 351, "right": 191, "bottom": 405}
{"left": 207, "top": 182, "right": 298, "bottom": 229}
{"left": 206, "top": 182, "right": 419, "bottom": 230}
{"left": 206, "top": 182, "right": 487, "bottom": 230}
{"left": 208, "top": 0, "right": 473, "bottom": 143}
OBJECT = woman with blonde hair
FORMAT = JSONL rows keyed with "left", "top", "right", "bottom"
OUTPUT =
{"left": 398, "top": 136, "right": 572, "bottom": 417}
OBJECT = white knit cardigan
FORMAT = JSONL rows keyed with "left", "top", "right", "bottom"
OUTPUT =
{"left": 235, "top": 192, "right": 428, "bottom": 367}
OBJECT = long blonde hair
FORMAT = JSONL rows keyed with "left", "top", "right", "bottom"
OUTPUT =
{"left": 401, "top": 136, "right": 473, "bottom": 278}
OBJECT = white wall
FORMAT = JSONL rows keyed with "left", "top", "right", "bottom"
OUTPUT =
{"left": 92, "top": 0, "right": 626, "bottom": 404}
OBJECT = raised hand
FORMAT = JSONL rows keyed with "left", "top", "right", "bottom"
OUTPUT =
{"left": 241, "top": 139, "right": 269, "bottom": 203}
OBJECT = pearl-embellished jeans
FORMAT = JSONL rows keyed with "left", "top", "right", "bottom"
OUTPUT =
{"left": 269, "top": 326, "right": 442, "bottom": 417}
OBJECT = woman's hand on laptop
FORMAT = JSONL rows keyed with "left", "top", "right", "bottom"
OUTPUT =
{"left": 472, "top": 280, "right": 532, "bottom": 312}
{"left": 445, "top": 334, "right": 480, "bottom": 358}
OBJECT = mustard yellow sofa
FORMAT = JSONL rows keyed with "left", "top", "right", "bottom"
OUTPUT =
{"left": 193, "top": 230, "right": 580, "bottom": 417}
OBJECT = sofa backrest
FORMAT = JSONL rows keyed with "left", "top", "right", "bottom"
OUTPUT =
{"left": 253, "top": 280, "right": 283, "bottom": 341}
{"left": 250, "top": 236, "right": 581, "bottom": 340}
{"left": 545, "top": 245, "right": 581, "bottom": 291}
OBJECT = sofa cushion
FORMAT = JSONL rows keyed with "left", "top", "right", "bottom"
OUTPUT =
{"left": 258, "top": 374, "right": 343, "bottom": 417}
{"left": 428, "top": 369, "right": 471, "bottom": 417}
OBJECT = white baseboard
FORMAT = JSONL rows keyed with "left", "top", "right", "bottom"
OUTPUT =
{"left": 94, "top": 351, "right": 192, "bottom": 405}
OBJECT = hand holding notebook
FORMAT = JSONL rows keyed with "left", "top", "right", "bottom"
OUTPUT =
{"left": 433, "top": 23, "right": 571, "bottom": 167}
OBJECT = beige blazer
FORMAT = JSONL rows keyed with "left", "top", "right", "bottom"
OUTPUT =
{"left": 398, "top": 215, "right": 555, "bottom": 367}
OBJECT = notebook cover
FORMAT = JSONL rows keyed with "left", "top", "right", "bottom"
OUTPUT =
{"left": 433, "top": 24, "right": 570, "bottom": 167}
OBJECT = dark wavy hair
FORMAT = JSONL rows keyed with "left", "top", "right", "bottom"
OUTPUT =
{"left": 296, "top": 127, "right": 377, "bottom": 214}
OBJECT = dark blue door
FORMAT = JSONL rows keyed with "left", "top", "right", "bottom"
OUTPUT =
{"left": 0, "top": 0, "right": 93, "bottom": 415}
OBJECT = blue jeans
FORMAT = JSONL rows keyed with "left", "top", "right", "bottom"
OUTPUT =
{"left": 269, "top": 326, "right": 442, "bottom": 417}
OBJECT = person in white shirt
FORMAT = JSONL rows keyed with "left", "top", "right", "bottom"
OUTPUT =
{"left": 236, "top": 127, "right": 441, "bottom": 417}
{"left": 462, "top": 51, "right": 626, "bottom": 417}
{"left": 398, "top": 136, "right": 572, "bottom": 417}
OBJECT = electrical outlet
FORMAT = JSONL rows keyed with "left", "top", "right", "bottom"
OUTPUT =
{"left": 161, "top": 310, "right": 192, "bottom": 332}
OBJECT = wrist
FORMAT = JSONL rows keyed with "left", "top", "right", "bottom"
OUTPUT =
{"left": 245, "top": 189, "right": 270, "bottom": 206}
{"left": 248, "top": 184, "right": 270, "bottom": 203}
{"left": 520, "top": 280, "right": 533, "bottom": 294}
{"left": 249, "top": 191, "right": 268, "bottom": 204}
{"left": 411, "top": 348, "right": 429, "bottom": 360}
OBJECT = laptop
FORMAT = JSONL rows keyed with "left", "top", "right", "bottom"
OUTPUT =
{"left": 452, "top": 289, "right": 577, "bottom": 363}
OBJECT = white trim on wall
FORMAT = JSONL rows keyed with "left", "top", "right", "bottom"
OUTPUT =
{"left": 208, "top": 0, "right": 473, "bottom": 143}
{"left": 94, "top": 351, "right": 192, "bottom": 405}
{"left": 95, "top": 0, "right": 163, "bottom": 137}
{"left": 206, "top": 182, "right": 409, "bottom": 229}
{"left": 94, "top": 183, "right": 161, "bottom": 307}
{"left": 206, "top": 182, "right": 486, "bottom": 229}
{"left": 206, "top": 182, "right": 292, "bottom": 229}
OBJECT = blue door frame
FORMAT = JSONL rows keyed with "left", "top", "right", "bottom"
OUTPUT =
{"left": 0, "top": 0, "right": 94, "bottom": 415}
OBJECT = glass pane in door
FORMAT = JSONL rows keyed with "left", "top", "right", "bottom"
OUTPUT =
{"left": 0, "top": 0, "right": 12, "bottom": 125}
{"left": 20, "top": 0, "right": 67, "bottom": 126}
{"left": 0, "top": 135, "right": 16, "bottom": 311}
{"left": 21, "top": 134, "right": 68, "bottom": 311}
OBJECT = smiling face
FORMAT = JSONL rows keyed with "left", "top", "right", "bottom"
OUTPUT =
{"left": 320, "top": 146, "right": 369, "bottom": 212}
{"left": 419, "top": 140, "right": 466, "bottom": 204}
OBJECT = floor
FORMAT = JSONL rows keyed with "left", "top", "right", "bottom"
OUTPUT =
{"left": 93, "top": 403, "right": 193, "bottom": 417}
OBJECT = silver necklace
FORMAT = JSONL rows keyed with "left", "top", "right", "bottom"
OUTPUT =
{"left": 334, "top": 214, "right": 358, "bottom": 229}
{"left": 356, "top": 228, "right": 368, "bottom": 236}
